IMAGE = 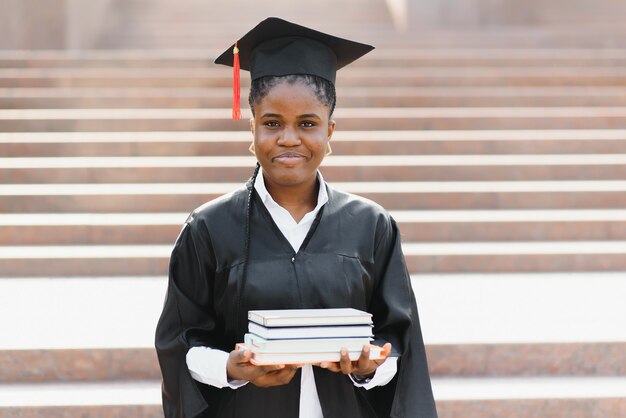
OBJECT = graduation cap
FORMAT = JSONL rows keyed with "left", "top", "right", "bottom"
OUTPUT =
{"left": 215, "top": 17, "right": 374, "bottom": 120}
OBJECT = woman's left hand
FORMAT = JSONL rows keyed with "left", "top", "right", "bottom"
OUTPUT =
{"left": 318, "top": 343, "right": 392, "bottom": 378}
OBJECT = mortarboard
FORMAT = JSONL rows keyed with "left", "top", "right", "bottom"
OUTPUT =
{"left": 215, "top": 17, "right": 374, "bottom": 120}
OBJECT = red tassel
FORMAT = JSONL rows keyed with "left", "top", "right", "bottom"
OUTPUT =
{"left": 232, "top": 41, "right": 241, "bottom": 120}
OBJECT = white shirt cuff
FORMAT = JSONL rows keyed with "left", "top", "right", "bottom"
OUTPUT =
{"left": 349, "top": 357, "right": 398, "bottom": 390}
{"left": 186, "top": 346, "right": 248, "bottom": 389}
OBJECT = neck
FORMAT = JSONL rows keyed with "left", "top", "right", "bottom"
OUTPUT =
{"left": 264, "top": 174, "right": 319, "bottom": 222}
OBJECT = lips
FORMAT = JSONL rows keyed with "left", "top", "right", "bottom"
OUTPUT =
{"left": 273, "top": 152, "right": 307, "bottom": 164}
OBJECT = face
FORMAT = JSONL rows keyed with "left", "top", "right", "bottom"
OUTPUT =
{"left": 251, "top": 80, "right": 335, "bottom": 191}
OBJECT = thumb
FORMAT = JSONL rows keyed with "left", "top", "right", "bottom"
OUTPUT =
{"left": 382, "top": 343, "right": 392, "bottom": 357}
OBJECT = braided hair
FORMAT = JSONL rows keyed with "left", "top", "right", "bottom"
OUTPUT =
{"left": 238, "top": 74, "right": 335, "bottom": 330}
{"left": 237, "top": 161, "right": 260, "bottom": 331}
{"left": 248, "top": 74, "right": 336, "bottom": 118}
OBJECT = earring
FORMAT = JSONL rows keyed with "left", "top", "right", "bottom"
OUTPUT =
{"left": 325, "top": 143, "right": 333, "bottom": 156}
{"left": 249, "top": 143, "right": 255, "bottom": 155}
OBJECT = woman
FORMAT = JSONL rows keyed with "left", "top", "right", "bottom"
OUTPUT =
{"left": 155, "top": 17, "right": 437, "bottom": 418}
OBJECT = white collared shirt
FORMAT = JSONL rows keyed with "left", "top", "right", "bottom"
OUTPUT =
{"left": 186, "top": 169, "right": 397, "bottom": 418}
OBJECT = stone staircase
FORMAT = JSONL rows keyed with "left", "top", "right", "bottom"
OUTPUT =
{"left": 1, "top": 2, "right": 626, "bottom": 417}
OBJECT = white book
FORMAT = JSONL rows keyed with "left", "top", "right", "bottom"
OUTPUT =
{"left": 248, "top": 322, "right": 374, "bottom": 340}
{"left": 248, "top": 308, "right": 373, "bottom": 327}
{"left": 237, "top": 343, "right": 383, "bottom": 365}
{"left": 244, "top": 333, "right": 372, "bottom": 353}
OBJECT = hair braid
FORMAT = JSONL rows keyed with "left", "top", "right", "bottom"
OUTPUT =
{"left": 237, "top": 162, "right": 261, "bottom": 331}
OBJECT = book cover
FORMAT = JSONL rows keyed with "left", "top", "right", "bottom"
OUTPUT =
{"left": 248, "top": 322, "right": 374, "bottom": 340}
{"left": 248, "top": 308, "right": 373, "bottom": 327}
{"left": 236, "top": 343, "right": 383, "bottom": 366}
{"left": 244, "top": 333, "right": 372, "bottom": 353}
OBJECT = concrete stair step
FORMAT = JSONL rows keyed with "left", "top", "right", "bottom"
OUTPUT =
{"left": 5, "top": 86, "right": 626, "bottom": 109}
{"left": 2, "top": 154, "right": 625, "bottom": 183}
{"left": 16, "top": 66, "right": 626, "bottom": 78}
{"left": 2, "top": 130, "right": 626, "bottom": 157}
{"left": 2, "top": 210, "right": 626, "bottom": 245}
{"left": 3, "top": 65, "right": 626, "bottom": 77}
{"left": 0, "top": 273, "right": 623, "bottom": 371}
{"left": 108, "top": 30, "right": 626, "bottom": 50}
{"left": 406, "top": 241, "right": 626, "bottom": 273}
{"left": 433, "top": 377, "right": 626, "bottom": 403}
{"left": 6, "top": 91, "right": 626, "bottom": 109}
{"left": 3, "top": 107, "right": 626, "bottom": 131}
{"left": 1, "top": 242, "right": 626, "bottom": 276}
{"left": 1, "top": 342, "right": 623, "bottom": 386}
{"left": 436, "top": 396, "right": 626, "bottom": 418}
{"left": 0, "top": 404, "right": 162, "bottom": 418}
{"left": 1, "top": 349, "right": 161, "bottom": 383}
{"left": 14, "top": 272, "right": 623, "bottom": 348}
{"left": 3, "top": 67, "right": 626, "bottom": 88}
{"left": 3, "top": 57, "right": 626, "bottom": 71}
{"left": 4, "top": 48, "right": 626, "bottom": 68}
{"left": 2, "top": 181, "right": 626, "bottom": 213}
{"left": 2, "top": 342, "right": 624, "bottom": 384}
{"left": 0, "top": 380, "right": 161, "bottom": 410}
{"left": 1, "top": 378, "right": 624, "bottom": 418}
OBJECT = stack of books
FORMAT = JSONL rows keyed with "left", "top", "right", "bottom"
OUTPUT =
{"left": 237, "top": 308, "right": 383, "bottom": 365}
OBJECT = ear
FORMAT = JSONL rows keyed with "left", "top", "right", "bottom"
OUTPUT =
{"left": 249, "top": 117, "right": 255, "bottom": 136}
{"left": 327, "top": 119, "right": 336, "bottom": 141}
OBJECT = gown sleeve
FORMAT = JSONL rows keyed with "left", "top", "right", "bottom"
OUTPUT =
{"left": 366, "top": 215, "right": 438, "bottom": 418}
{"left": 154, "top": 220, "right": 220, "bottom": 418}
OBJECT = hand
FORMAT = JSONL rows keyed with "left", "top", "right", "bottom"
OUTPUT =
{"left": 226, "top": 349, "right": 300, "bottom": 388}
{"left": 318, "top": 343, "right": 392, "bottom": 378}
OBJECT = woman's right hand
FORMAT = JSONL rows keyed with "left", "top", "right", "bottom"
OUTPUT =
{"left": 227, "top": 349, "right": 300, "bottom": 388}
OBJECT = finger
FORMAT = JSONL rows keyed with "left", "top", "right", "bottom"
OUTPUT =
{"left": 260, "top": 363, "right": 286, "bottom": 373}
{"left": 373, "top": 343, "right": 392, "bottom": 366}
{"left": 357, "top": 345, "right": 370, "bottom": 371}
{"left": 227, "top": 349, "right": 259, "bottom": 381}
{"left": 234, "top": 349, "right": 253, "bottom": 364}
{"left": 339, "top": 348, "right": 353, "bottom": 375}
{"left": 263, "top": 365, "right": 295, "bottom": 377}
{"left": 319, "top": 360, "right": 341, "bottom": 372}
{"left": 253, "top": 365, "right": 298, "bottom": 387}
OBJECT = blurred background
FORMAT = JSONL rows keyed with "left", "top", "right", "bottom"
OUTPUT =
{"left": 1, "top": 0, "right": 625, "bottom": 417}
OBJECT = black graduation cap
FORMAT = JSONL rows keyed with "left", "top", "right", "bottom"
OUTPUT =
{"left": 215, "top": 17, "right": 374, "bottom": 119}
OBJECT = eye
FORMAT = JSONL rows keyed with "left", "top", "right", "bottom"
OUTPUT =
{"left": 264, "top": 121, "right": 280, "bottom": 128}
{"left": 300, "top": 121, "right": 316, "bottom": 128}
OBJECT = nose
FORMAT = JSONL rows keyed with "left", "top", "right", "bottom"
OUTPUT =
{"left": 277, "top": 126, "right": 301, "bottom": 146}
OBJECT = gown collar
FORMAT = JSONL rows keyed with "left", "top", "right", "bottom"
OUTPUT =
{"left": 253, "top": 168, "right": 329, "bottom": 216}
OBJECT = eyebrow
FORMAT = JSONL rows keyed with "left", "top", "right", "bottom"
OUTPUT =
{"left": 298, "top": 113, "right": 322, "bottom": 119}
{"left": 260, "top": 113, "right": 282, "bottom": 119}
{"left": 260, "top": 113, "right": 322, "bottom": 119}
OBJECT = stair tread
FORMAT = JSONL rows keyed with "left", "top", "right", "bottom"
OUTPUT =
{"left": 1, "top": 209, "right": 626, "bottom": 225}
{"left": 404, "top": 241, "right": 626, "bottom": 254}
{"left": 4, "top": 107, "right": 626, "bottom": 120}
{"left": 5, "top": 67, "right": 626, "bottom": 78}
{"left": 2, "top": 181, "right": 626, "bottom": 196}
{"left": 1, "top": 129, "right": 626, "bottom": 143}
{"left": 3, "top": 154, "right": 626, "bottom": 168}
{"left": 433, "top": 376, "right": 626, "bottom": 400}
{"left": 1, "top": 241, "right": 626, "bottom": 258}
{"left": 0, "top": 380, "right": 161, "bottom": 407}
{"left": 3, "top": 48, "right": 626, "bottom": 60}
{"left": 1, "top": 273, "right": 624, "bottom": 349}
{"left": 3, "top": 87, "right": 626, "bottom": 100}
{"left": 1, "top": 376, "right": 626, "bottom": 407}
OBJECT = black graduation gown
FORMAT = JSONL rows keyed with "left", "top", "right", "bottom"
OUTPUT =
{"left": 155, "top": 181, "right": 438, "bottom": 418}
